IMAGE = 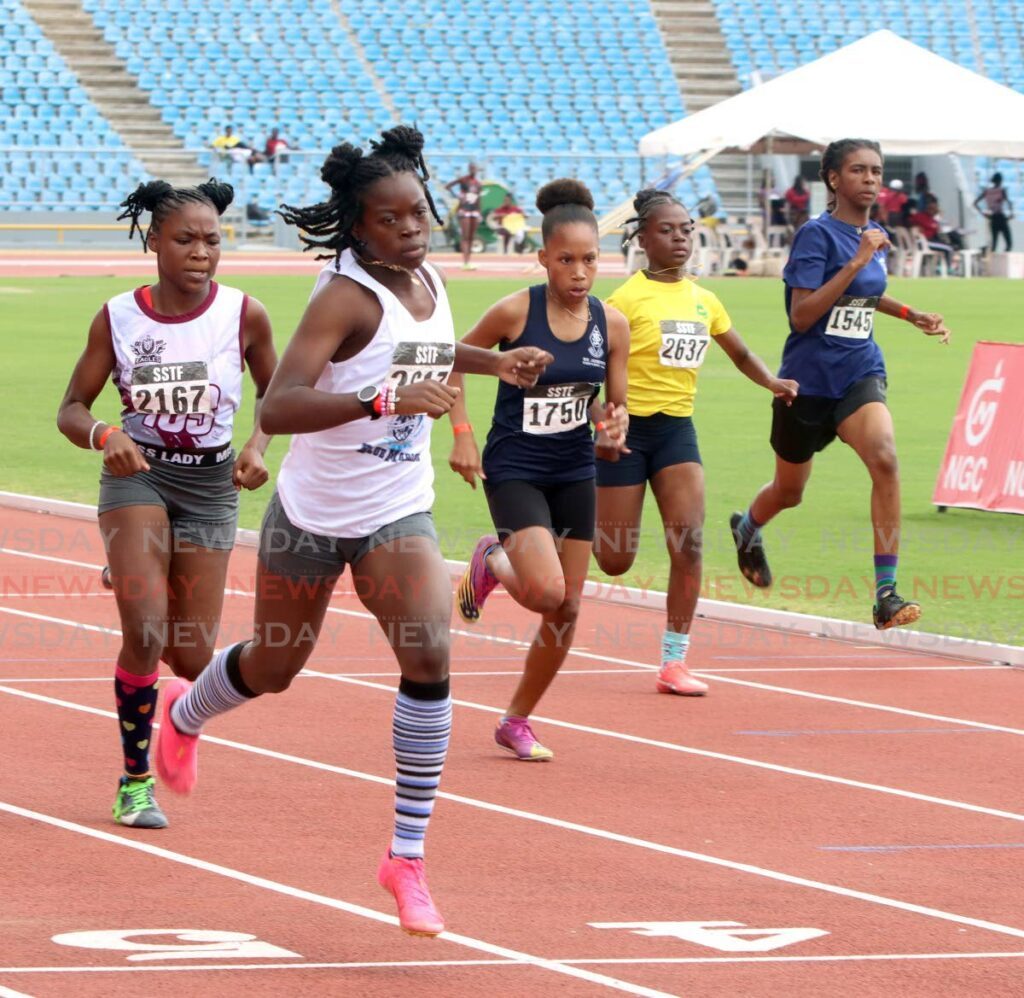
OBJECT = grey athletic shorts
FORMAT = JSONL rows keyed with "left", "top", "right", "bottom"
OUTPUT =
{"left": 98, "top": 446, "right": 238, "bottom": 551}
{"left": 257, "top": 490, "right": 438, "bottom": 580}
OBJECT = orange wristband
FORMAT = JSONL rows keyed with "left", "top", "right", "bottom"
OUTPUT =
{"left": 899, "top": 305, "right": 911, "bottom": 321}
{"left": 594, "top": 421, "right": 607, "bottom": 432}
{"left": 452, "top": 423, "right": 473, "bottom": 435}
{"left": 97, "top": 425, "right": 121, "bottom": 449}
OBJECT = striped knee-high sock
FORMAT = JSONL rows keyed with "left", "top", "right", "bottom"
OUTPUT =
{"left": 391, "top": 676, "right": 452, "bottom": 860}
{"left": 170, "top": 642, "right": 257, "bottom": 736}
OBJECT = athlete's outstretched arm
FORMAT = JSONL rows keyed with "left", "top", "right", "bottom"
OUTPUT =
{"left": 714, "top": 328, "right": 798, "bottom": 402}
{"left": 877, "top": 297, "right": 951, "bottom": 343}
{"left": 260, "top": 277, "right": 459, "bottom": 435}
{"left": 56, "top": 308, "right": 150, "bottom": 475}
{"left": 593, "top": 305, "right": 630, "bottom": 460}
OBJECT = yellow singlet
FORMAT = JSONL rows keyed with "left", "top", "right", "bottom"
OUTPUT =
{"left": 606, "top": 270, "right": 731, "bottom": 417}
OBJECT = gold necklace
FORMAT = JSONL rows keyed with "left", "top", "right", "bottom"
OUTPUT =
{"left": 546, "top": 289, "right": 591, "bottom": 323}
{"left": 358, "top": 255, "right": 422, "bottom": 286}
{"left": 644, "top": 266, "right": 686, "bottom": 280}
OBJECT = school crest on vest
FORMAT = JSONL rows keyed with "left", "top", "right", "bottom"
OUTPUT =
{"left": 587, "top": 325, "right": 604, "bottom": 359}
{"left": 131, "top": 335, "right": 167, "bottom": 364}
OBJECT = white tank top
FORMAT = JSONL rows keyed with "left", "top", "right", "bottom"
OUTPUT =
{"left": 277, "top": 251, "right": 456, "bottom": 538}
{"left": 107, "top": 283, "right": 246, "bottom": 451}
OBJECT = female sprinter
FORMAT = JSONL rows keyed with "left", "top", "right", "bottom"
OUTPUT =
{"left": 730, "top": 139, "right": 951, "bottom": 629}
{"left": 593, "top": 189, "right": 797, "bottom": 695}
{"left": 449, "top": 179, "right": 630, "bottom": 761}
{"left": 445, "top": 161, "right": 483, "bottom": 269}
{"left": 56, "top": 179, "right": 277, "bottom": 829}
{"left": 153, "top": 127, "right": 552, "bottom": 936}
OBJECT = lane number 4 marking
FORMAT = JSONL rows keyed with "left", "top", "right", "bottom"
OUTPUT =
{"left": 590, "top": 921, "right": 829, "bottom": 952}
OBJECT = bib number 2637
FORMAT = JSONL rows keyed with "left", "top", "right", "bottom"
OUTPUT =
{"left": 659, "top": 320, "right": 709, "bottom": 369}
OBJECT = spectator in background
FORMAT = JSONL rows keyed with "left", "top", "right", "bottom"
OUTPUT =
{"left": 758, "top": 169, "right": 787, "bottom": 226}
{"left": 973, "top": 172, "right": 1013, "bottom": 252}
{"left": 877, "top": 178, "right": 908, "bottom": 228}
{"left": 696, "top": 191, "right": 719, "bottom": 229}
{"left": 492, "top": 193, "right": 528, "bottom": 254}
{"left": 869, "top": 202, "right": 895, "bottom": 243}
{"left": 784, "top": 176, "right": 810, "bottom": 231}
{"left": 246, "top": 195, "right": 272, "bottom": 227}
{"left": 264, "top": 128, "right": 293, "bottom": 174}
{"left": 446, "top": 162, "right": 484, "bottom": 270}
{"left": 913, "top": 171, "right": 930, "bottom": 211}
{"left": 211, "top": 125, "right": 265, "bottom": 175}
{"left": 910, "top": 194, "right": 961, "bottom": 268}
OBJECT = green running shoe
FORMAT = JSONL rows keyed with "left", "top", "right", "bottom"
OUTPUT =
{"left": 112, "top": 775, "right": 168, "bottom": 829}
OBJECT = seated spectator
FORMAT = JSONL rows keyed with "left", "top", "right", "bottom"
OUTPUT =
{"left": 264, "top": 127, "right": 294, "bottom": 174}
{"left": 877, "top": 178, "right": 908, "bottom": 228}
{"left": 910, "top": 194, "right": 962, "bottom": 268}
{"left": 492, "top": 193, "right": 528, "bottom": 254}
{"left": 869, "top": 202, "right": 895, "bottom": 243}
{"left": 695, "top": 191, "right": 719, "bottom": 229}
{"left": 211, "top": 124, "right": 265, "bottom": 175}
{"left": 784, "top": 176, "right": 810, "bottom": 231}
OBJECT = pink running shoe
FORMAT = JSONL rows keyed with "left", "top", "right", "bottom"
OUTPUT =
{"left": 494, "top": 716, "right": 554, "bottom": 761}
{"left": 656, "top": 662, "right": 709, "bottom": 696}
{"left": 456, "top": 535, "right": 500, "bottom": 623}
{"left": 377, "top": 850, "right": 445, "bottom": 937}
{"left": 155, "top": 678, "right": 200, "bottom": 794}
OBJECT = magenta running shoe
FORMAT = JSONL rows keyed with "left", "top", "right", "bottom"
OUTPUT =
{"left": 155, "top": 678, "right": 200, "bottom": 794}
{"left": 457, "top": 535, "right": 500, "bottom": 623}
{"left": 377, "top": 850, "right": 445, "bottom": 937}
{"left": 494, "top": 715, "right": 554, "bottom": 761}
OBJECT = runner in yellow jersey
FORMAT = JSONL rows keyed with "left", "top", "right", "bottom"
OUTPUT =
{"left": 594, "top": 189, "right": 798, "bottom": 695}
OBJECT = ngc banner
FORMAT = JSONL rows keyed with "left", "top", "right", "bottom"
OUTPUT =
{"left": 933, "top": 342, "right": 1024, "bottom": 514}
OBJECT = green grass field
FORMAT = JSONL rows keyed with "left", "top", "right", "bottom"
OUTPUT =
{"left": 3, "top": 273, "right": 1022, "bottom": 646}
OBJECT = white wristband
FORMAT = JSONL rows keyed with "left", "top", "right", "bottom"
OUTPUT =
{"left": 88, "top": 420, "right": 104, "bottom": 450}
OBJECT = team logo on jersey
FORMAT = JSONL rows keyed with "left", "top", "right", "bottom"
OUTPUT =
{"left": 587, "top": 326, "right": 604, "bottom": 359}
{"left": 696, "top": 303, "right": 709, "bottom": 320}
{"left": 131, "top": 334, "right": 167, "bottom": 364}
{"left": 357, "top": 414, "right": 424, "bottom": 463}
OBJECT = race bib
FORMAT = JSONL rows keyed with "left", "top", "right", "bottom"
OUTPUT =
{"left": 825, "top": 295, "right": 879, "bottom": 339}
{"left": 131, "top": 362, "right": 211, "bottom": 415}
{"left": 388, "top": 341, "right": 455, "bottom": 387}
{"left": 522, "top": 381, "right": 597, "bottom": 435}
{"left": 659, "top": 320, "right": 710, "bottom": 369}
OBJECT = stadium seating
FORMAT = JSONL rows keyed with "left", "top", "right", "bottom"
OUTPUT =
{"left": 0, "top": 0, "right": 148, "bottom": 210}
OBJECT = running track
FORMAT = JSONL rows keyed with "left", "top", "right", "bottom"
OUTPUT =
{"left": 1, "top": 506, "right": 1022, "bottom": 997}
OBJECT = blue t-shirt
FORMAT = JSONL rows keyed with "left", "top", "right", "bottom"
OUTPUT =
{"left": 482, "top": 285, "right": 608, "bottom": 485}
{"left": 779, "top": 211, "right": 888, "bottom": 399}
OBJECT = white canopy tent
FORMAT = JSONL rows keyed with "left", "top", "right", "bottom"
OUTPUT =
{"left": 638, "top": 30, "right": 1024, "bottom": 159}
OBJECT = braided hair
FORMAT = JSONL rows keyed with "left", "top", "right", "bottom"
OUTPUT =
{"left": 278, "top": 125, "right": 441, "bottom": 263}
{"left": 535, "top": 178, "right": 597, "bottom": 243}
{"left": 819, "top": 138, "right": 882, "bottom": 210}
{"left": 622, "top": 188, "right": 685, "bottom": 245}
{"left": 117, "top": 178, "right": 234, "bottom": 251}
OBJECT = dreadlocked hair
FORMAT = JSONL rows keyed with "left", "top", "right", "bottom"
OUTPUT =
{"left": 277, "top": 125, "right": 441, "bottom": 263}
{"left": 622, "top": 188, "right": 685, "bottom": 245}
{"left": 117, "top": 178, "right": 234, "bottom": 251}
{"left": 536, "top": 178, "right": 596, "bottom": 243}
{"left": 819, "top": 138, "right": 882, "bottom": 210}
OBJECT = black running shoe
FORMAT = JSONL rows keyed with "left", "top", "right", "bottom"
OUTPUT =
{"left": 730, "top": 512, "right": 772, "bottom": 588}
{"left": 873, "top": 587, "right": 921, "bottom": 630}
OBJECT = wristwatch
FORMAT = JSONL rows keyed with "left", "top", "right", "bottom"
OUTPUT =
{"left": 357, "top": 384, "right": 382, "bottom": 419}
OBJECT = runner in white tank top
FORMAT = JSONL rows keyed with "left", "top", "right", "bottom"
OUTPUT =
{"left": 57, "top": 179, "right": 278, "bottom": 832}
{"left": 151, "top": 128, "right": 553, "bottom": 938}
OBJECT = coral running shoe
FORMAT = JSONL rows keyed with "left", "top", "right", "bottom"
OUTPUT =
{"left": 873, "top": 587, "right": 922, "bottom": 630}
{"left": 155, "top": 678, "right": 199, "bottom": 795}
{"left": 494, "top": 716, "right": 554, "bottom": 761}
{"left": 457, "top": 535, "right": 500, "bottom": 623}
{"left": 377, "top": 850, "right": 445, "bottom": 937}
{"left": 656, "top": 662, "right": 709, "bottom": 696}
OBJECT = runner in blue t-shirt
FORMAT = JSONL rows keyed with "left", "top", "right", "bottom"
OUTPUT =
{"left": 730, "top": 139, "right": 951, "bottom": 630}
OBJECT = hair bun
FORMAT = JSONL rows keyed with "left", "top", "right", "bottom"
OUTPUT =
{"left": 536, "top": 178, "right": 594, "bottom": 215}
{"left": 373, "top": 125, "right": 425, "bottom": 163}
{"left": 127, "top": 180, "right": 174, "bottom": 213}
{"left": 196, "top": 178, "right": 234, "bottom": 214}
{"left": 321, "top": 143, "right": 364, "bottom": 191}
{"left": 632, "top": 188, "right": 663, "bottom": 213}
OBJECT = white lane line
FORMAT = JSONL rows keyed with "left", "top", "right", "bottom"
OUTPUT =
{"left": 3, "top": 951, "right": 1024, "bottom": 974}
{"left": 2, "top": 547, "right": 1019, "bottom": 734}
{"left": 2, "top": 608, "right": 1024, "bottom": 825}
{"left": 0, "top": 985, "right": 35, "bottom": 997}
{"left": 3, "top": 684, "right": 1024, "bottom": 944}
{"left": 695, "top": 666, "right": 1004, "bottom": 674}
{"left": 0, "top": 802, "right": 674, "bottom": 998}
{"left": 0, "top": 669, "right": 648, "bottom": 683}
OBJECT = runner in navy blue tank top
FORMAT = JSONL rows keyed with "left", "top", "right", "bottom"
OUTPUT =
{"left": 447, "top": 179, "right": 630, "bottom": 761}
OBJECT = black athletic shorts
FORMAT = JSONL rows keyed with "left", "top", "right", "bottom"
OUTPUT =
{"left": 771, "top": 375, "right": 888, "bottom": 464}
{"left": 483, "top": 477, "right": 596, "bottom": 543}
{"left": 596, "top": 413, "right": 701, "bottom": 487}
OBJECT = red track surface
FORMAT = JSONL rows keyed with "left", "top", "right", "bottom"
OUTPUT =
{"left": 1, "top": 507, "right": 1023, "bottom": 997}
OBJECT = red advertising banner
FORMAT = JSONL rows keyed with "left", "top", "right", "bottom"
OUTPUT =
{"left": 933, "top": 342, "right": 1024, "bottom": 514}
